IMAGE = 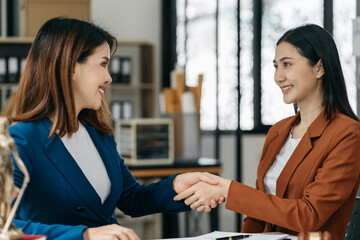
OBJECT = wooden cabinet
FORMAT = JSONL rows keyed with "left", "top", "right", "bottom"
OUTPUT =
{"left": 19, "top": 0, "right": 90, "bottom": 37}
{"left": 0, "top": 38, "right": 158, "bottom": 118}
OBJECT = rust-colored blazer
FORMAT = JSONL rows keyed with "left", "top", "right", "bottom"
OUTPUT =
{"left": 226, "top": 110, "right": 360, "bottom": 240}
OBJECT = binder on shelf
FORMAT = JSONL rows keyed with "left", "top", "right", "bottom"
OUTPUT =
{"left": 8, "top": 56, "right": 19, "bottom": 83}
{"left": 0, "top": 0, "right": 3, "bottom": 37}
{"left": 120, "top": 57, "right": 131, "bottom": 83}
{"left": 0, "top": 57, "right": 6, "bottom": 83}
{"left": 0, "top": 88, "right": 12, "bottom": 109}
{"left": 111, "top": 101, "right": 133, "bottom": 121}
{"left": 20, "top": 57, "right": 27, "bottom": 74}
{"left": 110, "top": 56, "right": 121, "bottom": 83}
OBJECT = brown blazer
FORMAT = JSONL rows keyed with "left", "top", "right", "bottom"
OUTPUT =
{"left": 226, "top": 110, "right": 360, "bottom": 240}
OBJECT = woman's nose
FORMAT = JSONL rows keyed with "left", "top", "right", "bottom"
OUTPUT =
{"left": 106, "top": 71, "right": 112, "bottom": 84}
{"left": 274, "top": 69, "right": 285, "bottom": 84}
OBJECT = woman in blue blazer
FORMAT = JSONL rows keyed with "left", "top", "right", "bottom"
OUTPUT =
{"left": 8, "top": 17, "right": 219, "bottom": 240}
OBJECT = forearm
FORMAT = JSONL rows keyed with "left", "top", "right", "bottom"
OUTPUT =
{"left": 117, "top": 174, "right": 189, "bottom": 217}
{"left": 241, "top": 216, "right": 265, "bottom": 233}
{"left": 14, "top": 219, "right": 87, "bottom": 240}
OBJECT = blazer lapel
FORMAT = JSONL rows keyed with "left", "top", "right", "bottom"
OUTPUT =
{"left": 257, "top": 113, "right": 300, "bottom": 192}
{"left": 42, "top": 119, "right": 109, "bottom": 221}
{"left": 276, "top": 111, "right": 329, "bottom": 197}
{"left": 84, "top": 124, "right": 121, "bottom": 210}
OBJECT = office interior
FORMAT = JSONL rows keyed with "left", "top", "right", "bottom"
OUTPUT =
{"left": 1, "top": 0, "right": 360, "bottom": 239}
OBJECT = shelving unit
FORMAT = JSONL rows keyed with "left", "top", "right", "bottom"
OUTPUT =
{"left": 0, "top": 38, "right": 29, "bottom": 109}
{"left": 0, "top": 38, "right": 158, "bottom": 118}
{"left": 0, "top": 37, "right": 161, "bottom": 238}
{"left": 107, "top": 41, "right": 157, "bottom": 119}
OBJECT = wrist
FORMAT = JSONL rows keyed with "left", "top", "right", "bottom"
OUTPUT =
{"left": 221, "top": 179, "right": 232, "bottom": 198}
{"left": 172, "top": 175, "right": 179, "bottom": 193}
{"left": 82, "top": 228, "right": 89, "bottom": 240}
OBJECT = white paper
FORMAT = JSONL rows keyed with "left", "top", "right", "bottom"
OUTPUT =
{"left": 153, "top": 231, "right": 291, "bottom": 240}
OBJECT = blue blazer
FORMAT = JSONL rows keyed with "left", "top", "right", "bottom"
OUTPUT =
{"left": 10, "top": 119, "right": 188, "bottom": 239}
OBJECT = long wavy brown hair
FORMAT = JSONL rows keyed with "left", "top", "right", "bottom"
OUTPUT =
{"left": 9, "top": 17, "right": 118, "bottom": 138}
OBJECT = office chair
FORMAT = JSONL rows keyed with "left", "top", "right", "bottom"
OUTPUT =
{"left": 345, "top": 197, "right": 360, "bottom": 240}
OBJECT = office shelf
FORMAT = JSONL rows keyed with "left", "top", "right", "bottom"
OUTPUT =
{"left": 0, "top": 39, "right": 158, "bottom": 118}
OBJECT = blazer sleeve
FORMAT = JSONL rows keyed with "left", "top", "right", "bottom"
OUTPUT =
{"left": 10, "top": 125, "right": 88, "bottom": 239}
{"left": 116, "top": 156, "right": 190, "bottom": 217}
{"left": 226, "top": 121, "right": 360, "bottom": 232}
{"left": 14, "top": 219, "right": 87, "bottom": 240}
{"left": 10, "top": 124, "right": 34, "bottom": 190}
{"left": 241, "top": 180, "right": 265, "bottom": 233}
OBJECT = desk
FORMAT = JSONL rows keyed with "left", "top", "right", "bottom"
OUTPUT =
{"left": 128, "top": 158, "right": 223, "bottom": 238}
{"left": 129, "top": 158, "right": 222, "bottom": 178}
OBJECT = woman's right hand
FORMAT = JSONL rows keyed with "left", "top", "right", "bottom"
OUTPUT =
{"left": 83, "top": 224, "right": 140, "bottom": 240}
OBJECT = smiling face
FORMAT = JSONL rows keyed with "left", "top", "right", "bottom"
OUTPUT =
{"left": 273, "top": 41, "right": 324, "bottom": 108}
{"left": 73, "top": 42, "right": 112, "bottom": 116}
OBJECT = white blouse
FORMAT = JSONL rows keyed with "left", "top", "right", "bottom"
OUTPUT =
{"left": 264, "top": 132, "right": 301, "bottom": 195}
{"left": 61, "top": 122, "right": 111, "bottom": 204}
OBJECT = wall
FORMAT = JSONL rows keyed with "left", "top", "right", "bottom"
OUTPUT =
{"left": 90, "top": 0, "right": 161, "bottom": 115}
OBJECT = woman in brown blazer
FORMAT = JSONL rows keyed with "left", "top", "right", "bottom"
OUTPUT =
{"left": 174, "top": 24, "right": 360, "bottom": 240}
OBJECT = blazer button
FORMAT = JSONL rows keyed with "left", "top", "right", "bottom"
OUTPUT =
{"left": 76, "top": 206, "right": 84, "bottom": 212}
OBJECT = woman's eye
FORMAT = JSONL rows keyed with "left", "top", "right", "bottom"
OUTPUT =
{"left": 101, "top": 62, "right": 108, "bottom": 67}
{"left": 273, "top": 64, "right": 278, "bottom": 69}
{"left": 284, "top": 62, "right": 290, "bottom": 67}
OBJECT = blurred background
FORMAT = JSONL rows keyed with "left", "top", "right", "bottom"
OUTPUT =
{"left": 1, "top": 0, "right": 359, "bottom": 238}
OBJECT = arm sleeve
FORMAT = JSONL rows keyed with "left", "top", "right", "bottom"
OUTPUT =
{"left": 241, "top": 180, "right": 265, "bottom": 233}
{"left": 226, "top": 122, "right": 360, "bottom": 232}
{"left": 10, "top": 125, "right": 88, "bottom": 239}
{"left": 14, "top": 219, "right": 87, "bottom": 240}
{"left": 116, "top": 157, "right": 190, "bottom": 217}
{"left": 9, "top": 125, "right": 34, "bottom": 190}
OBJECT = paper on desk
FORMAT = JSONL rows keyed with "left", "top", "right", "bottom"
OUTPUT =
{"left": 154, "top": 231, "right": 289, "bottom": 240}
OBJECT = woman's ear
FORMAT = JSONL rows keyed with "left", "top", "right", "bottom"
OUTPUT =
{"left": 73, "top": 62, "right": 79, "bottom": 79}
{"left": 316, "top": 60, "right": 325, "bottom": 79}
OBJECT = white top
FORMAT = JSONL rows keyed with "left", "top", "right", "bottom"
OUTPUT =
{"left": 264, "top": 132, "right": 301, "bottom": 195}
{"left": 61, "top": 122, "right": 111, "bottom": 204}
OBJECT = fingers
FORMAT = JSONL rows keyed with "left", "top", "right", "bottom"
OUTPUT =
{"left": 184, "top": 193, "right": 200, "bottom": 206}
{"left": 198, "top": 173, "right": 219, "bottom": 185}
{"left": 174, "top": 184, "right": 198, "bottom": 201}
{"left": 190, "top": 198, "right": 207, "bottom": 210}
{"left": 195, "top": 200, "right": 217, "bottom": 213}
{"left": 204, "top": 205, "right": 212, "bottom": 212}
{"left": 83, "top": 224, "right": 140, "bottom": 240}
{"left": 218, "top": 196, "right": 225, "bottom": 204}
{"left": 116, "top": 226, "right": 139, "bottom": 240}
{"left": 108, "top": 225, "right": 140, "bottom": 240}
{"left": 205, "top": 205, "right": 212, "bottom": 212}
{"left": 210, "top": 199, "right": 218, "bottom": 208}
{"left": 197, "top": 205, "right": 206, "bottom": 212}
{"left": 195, "top": 204, "right": 213, "bottom": 212}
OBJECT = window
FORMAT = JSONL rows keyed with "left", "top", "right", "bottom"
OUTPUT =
{"left": 333, "top": 0, "right": 357, "bottom": 111}
{"left": 173, "top": 0, "right": 357, "bottom": 131}
{"left": 239, "top": 0, "right": 254, "bottom": 130}
{"left": 261, "top": 0, "right": 323, "bottom": 125}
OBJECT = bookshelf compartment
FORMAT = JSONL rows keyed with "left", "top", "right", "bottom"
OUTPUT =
{"left": 0, "top": 39, "right": 157, "bottom": 119}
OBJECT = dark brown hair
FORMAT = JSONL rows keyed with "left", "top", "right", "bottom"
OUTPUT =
{"left": 277, "top": 24, "right": 359, "bottom": 121}
{"left": 9, "top": 17, "right": 118, "bottom": 137}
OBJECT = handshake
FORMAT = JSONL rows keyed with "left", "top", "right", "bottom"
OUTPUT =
{"left": 172, "top": 172, "right": 232, "bottom": 212}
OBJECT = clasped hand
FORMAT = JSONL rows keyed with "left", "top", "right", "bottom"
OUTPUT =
{"left": 173, "top": 172, "right": 231, "bottom": 212}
